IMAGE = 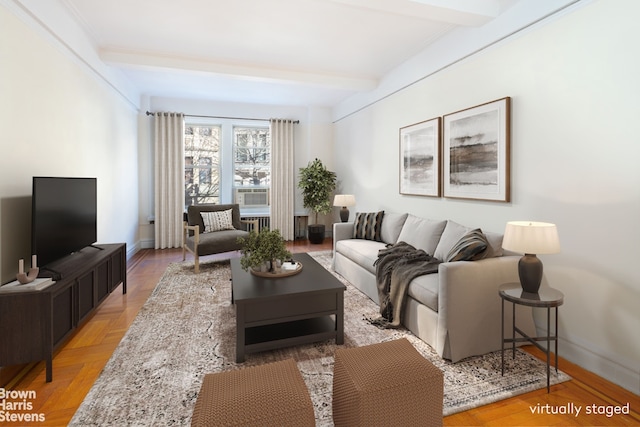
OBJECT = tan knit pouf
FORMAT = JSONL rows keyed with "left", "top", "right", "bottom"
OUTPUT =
{"left": 332, "top": 338, "right": 444, "bottom": 427}
{"left": 191, "top": 359, "right": 315, "bottom": 427}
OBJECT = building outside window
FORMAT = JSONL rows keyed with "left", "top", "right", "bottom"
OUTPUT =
{"left": 184, "top": 125, "right": 221, "bottom": 208}
{"left": 233, "top": 126, "right": 270, "bottom": 187}
{"left": 232, "top": 126, "right": 271, "bottom": 209}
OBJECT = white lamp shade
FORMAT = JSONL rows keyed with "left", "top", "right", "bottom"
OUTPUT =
{"left": 333, "top": 194, "right": 356, "bottom": 207}
{"left": 502, "top": 221, "right": 560, "bottom": 254}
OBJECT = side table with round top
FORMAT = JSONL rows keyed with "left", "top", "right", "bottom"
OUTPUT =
{"left": 499, "top": 283, "right": 564, "bottom": 393}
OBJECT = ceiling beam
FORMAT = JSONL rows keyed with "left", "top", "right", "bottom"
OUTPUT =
{"left": 325, "top": 0, "right": 501, "bottom": 26}
{"left": 100, "top": 49, "right": 378, "bottom": 91}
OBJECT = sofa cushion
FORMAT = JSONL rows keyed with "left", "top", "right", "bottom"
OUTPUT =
{"left": 435, "top": 220, "right": 505, "bottom": 260}
{"left": 380, "top": 213, "right": 408, "bottom": 244}
{"left": 484, "top": 231, "right": 504, "bottom": 258}
{"left": 396, "top": 215, "right": 446, "bottom": 256}
{"left": 407, "top": 273, "right": 439, "bottom": 312}
{"left": 336, "top": 239, "right": 386, "bottom": 275}
{"left": 433, "top": 220, "right": 470, "bottom": 261}
{"left": 445, "top": 228, "right": 489, "bottom": 262}
{"left": 353, "top": 211, "right": 384, "bottom": 241}
{"left": 201, "top": 209, "right": 235, "bottom": 233}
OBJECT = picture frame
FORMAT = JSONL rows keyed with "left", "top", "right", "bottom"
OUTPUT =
{"left": 399, "top": 117, "right": 441, "bottom": 197}
{"left": 443, "top": 97, "right": 511, "bottom": 202}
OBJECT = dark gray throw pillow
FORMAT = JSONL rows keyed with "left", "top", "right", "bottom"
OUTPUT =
{"left": 445, "top": 228, "right": 488, "bottom": 262}
{"left": 353, "top": 211, "right": 384, "bottom": 241}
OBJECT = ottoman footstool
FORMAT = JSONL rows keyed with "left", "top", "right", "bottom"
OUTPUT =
{"left": 332, "top": 338, "right": 444, "bottom": 426}
{"left": 191, "top": 358, "right": 315, "bottom": 426}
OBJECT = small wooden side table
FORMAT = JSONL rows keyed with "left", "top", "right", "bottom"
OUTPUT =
{"left": 499, "top": 282, "right": 564, "bottom": 393}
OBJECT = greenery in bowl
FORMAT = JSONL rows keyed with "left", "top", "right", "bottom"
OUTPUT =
{"left": 237, "top": 228, "right": 292, "bottom": 271}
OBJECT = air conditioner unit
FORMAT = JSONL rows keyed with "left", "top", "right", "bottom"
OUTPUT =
{"left": 235, "top": 188, "right": 270, "bottom": 207}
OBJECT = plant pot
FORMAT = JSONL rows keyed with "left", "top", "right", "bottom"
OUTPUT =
{"left": 308, "top": 224, "right": 325, "bottom": 244}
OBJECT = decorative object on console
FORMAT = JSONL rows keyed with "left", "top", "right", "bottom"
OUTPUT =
{"left": 502, "top": 221, "right": 560, "bottom": 293}
{"left": 333, "top": 194, "right": 356, "bottom": 222}
{"left": 16, "top": 255, "right": 39, "bottom": 284}
{"left": 443, "top": 97, "right": 511, "bottom": 202}
{"left": 399, "top": 117, "right": 441, "bottom": 197}
{"left": 298, "top": 158, "right": 337, "bottom": 244}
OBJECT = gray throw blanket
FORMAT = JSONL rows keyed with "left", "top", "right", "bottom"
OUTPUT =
{"left": 372, "top": 241, "right": 441, "bottom": 328}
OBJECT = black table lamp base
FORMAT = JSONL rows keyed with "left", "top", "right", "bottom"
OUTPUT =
{"left": 518, "top": 253, "right": 543, "bottom": 293}
{"left": 339, "top": 207, "right": 349, "bottom": 222}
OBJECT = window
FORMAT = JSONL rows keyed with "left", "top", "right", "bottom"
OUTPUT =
{"left": 184, "top": 125, "right": 221, "bottom": 208}
{"left": 183, "top": 122, "right": 271, "bottom": 209}
{"left": 233, "top": 126, "right": 270, "bottom": 188}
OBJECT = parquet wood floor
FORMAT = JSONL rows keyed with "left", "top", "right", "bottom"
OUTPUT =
{"left": 2, "top": 240, "right": 638, "bottom": 426}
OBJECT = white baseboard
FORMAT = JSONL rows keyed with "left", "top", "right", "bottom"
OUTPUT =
{"left": 535, "top": 323, "right": 639, "bottom": 395}
{"left": 560, "top": 334, "right": 639, "bottom": 396}
{"left": 139, "top": 239, "right": 155, "bottom": 249}
{"left": 126, "top": 242, "right": 141, "bottom": 259}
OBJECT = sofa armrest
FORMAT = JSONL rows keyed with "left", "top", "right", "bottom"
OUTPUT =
{"left": 333, "top": 222, "right": 353, "bottom": 252}
{"left": 436, "top": 256, "right": 534, "bottom": 362}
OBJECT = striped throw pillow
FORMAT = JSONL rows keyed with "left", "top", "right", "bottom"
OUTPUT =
{"left": 445, "top": 228, "right": 488, "bottom": 262}
{"left": 352, "top": 211, "right": 384, "bottom": 241}
{"left": 201, "top": 209, "right": 235, "bottom": 233}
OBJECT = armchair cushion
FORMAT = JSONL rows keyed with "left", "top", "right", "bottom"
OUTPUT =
{"left": 188, "top": 229, "right": 249, "bottom": 255}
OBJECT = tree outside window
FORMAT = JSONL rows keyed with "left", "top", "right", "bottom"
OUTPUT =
{"left": 234, "top": 126, "right": 270, "bottom": 188}
{"left": 184, "top": 125, "right": 220, "bottom": 208}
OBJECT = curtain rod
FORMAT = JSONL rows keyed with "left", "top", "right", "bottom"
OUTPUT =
{"left": 145, "top": 111, "right": 299, "bottom": 124}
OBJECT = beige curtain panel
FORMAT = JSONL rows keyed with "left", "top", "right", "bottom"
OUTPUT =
{"left": 270, "top": 119, "right": 296, "bottom": 240}
{"left": 154, "top": 112, "right": 185, "bottom": 249}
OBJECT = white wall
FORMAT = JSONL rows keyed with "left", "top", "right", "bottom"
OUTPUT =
{"left": 0, "top": 5, "right": 140, "bottom": 282}
{"left": 333, "top": 0, "right": 640, "bottom": 394}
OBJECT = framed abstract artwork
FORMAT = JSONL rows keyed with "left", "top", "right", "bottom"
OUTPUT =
{"left": 399, "top": 117, "right": 441, "bottom": 197}
{"left": 443, "top": 97, "right": 511, "bottom": 202}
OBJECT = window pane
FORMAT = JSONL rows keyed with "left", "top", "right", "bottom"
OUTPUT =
{"left": 234, "top": 127, "right": 270, "bottom": 188}
{"left": 184, "top": 125, "right": 220, "bottom": 207}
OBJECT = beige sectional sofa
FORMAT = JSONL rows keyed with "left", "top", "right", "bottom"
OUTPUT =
{"left": 332, "top": 212, "right": 536, "bottom": 362}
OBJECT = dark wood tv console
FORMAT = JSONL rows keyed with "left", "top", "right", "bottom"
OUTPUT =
{"left": 0, "top": 243, "right": 126, "bottom": 382}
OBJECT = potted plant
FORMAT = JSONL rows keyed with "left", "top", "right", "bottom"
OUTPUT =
{"left": 298, "top": 158, "right": 337, "bottom": 244}
{"left": 237, "top": 228, "right": 292, "bottom": 272}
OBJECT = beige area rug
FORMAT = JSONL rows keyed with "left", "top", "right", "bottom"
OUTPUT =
{"left": 70, "top": 251, "right": 570, "bottom": 426}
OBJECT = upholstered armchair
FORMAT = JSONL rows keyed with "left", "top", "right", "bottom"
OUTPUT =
{"left": 182, "top": 204, "right": 258, "bottom": 273}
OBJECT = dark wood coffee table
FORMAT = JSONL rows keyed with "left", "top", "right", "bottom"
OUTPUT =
{"left": 231, "top": 253, "right": 345, "bottom": 362}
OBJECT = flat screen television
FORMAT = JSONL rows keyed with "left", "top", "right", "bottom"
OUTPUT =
{"left": 31, "top": 177, "right": 97, "bottom": 267}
